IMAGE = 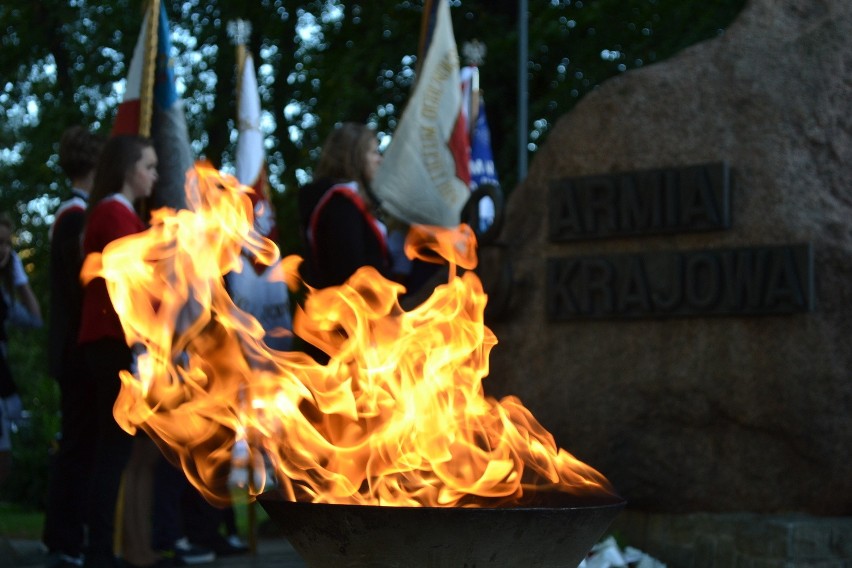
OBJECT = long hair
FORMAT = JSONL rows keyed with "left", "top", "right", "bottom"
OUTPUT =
{"left": 86, "top": 134, "right": 154, "bottom": 219}
{"left": 314, "top": 122, "right": 377, "bottom": 192}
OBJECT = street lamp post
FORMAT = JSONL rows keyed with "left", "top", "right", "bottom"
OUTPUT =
{"left": 518, "top": 0, "right": 528, "bottom": 182}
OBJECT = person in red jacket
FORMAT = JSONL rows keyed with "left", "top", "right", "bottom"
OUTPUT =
{"left": 77, "top": 134, "right": 157, "bottom": 568}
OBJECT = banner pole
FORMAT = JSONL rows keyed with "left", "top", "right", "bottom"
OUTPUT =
{"left": 517, "top": 0, "right": 528, "bottom": 181}
{"left": 140, "top": 0, "right": 160, "bottom": 137}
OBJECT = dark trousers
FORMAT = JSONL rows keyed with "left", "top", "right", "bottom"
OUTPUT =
{"left": 152, "top": 456, "right": 222, "bottom": 550}
{"left": 183, "top": 485, "right": 230, "bottom": 547}
{"left": 82, "top": 338, "right": 135, "bottom": 567}
{"left": 152, "top": 456, "right": 193, "bottom": 550}
{"left": 42, "top": 348, "right": 97, "bottom": 557}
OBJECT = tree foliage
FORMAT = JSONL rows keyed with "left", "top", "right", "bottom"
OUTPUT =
{"left": 2, "top": 0, "right": 747, "bottom": 241}
{"left": 0, "top": 0, "right": 745, "bottom": 505}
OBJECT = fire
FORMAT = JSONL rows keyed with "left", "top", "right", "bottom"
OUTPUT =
{"left": 82, "top": 161, "right": 616, "bottom": 508}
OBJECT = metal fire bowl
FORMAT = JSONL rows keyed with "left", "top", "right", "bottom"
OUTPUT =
{"left": 257, "top": 491, "right": 625, "bottom": 567}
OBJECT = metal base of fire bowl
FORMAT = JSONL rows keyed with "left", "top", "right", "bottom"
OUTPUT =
{"left": 257, "top": 491, "right": 625, "bottom": 568}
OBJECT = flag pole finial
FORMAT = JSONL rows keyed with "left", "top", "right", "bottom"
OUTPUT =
{"left": 227, "top": 20, "right": 252, "bottom": 114}
{"left": 227, "top": 19, "right": 252, "bottom": 46}
{"left": 461, "top": 40, "right": 486, "bottom": 67}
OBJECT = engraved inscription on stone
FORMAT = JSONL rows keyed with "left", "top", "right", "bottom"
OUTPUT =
{"left": 548, "top": 162, "right": 731, "bottom": 241}
{"left": 546, "top": 244, "right": 813, "bottom": 319}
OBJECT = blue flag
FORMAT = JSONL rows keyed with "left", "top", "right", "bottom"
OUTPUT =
{"left": 469, "top": 100, "right": 499, "bottom": 190}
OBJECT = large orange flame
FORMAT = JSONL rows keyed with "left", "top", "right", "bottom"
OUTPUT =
{"left": 82, "top": 161, "right": 616, "bottom": 508}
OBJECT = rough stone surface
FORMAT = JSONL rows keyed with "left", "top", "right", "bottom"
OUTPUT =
{"left": 609, "top": 511, "right": 852, "bottom": 566}
{"left": 486, "top": 0, "right": 852, "bottom": 514}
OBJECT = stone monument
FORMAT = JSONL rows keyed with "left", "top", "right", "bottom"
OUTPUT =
{"left": 486, "top": 0, "right": 852, "bottom": 562}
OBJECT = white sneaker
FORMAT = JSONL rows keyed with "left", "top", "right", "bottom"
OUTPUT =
{"left": 168, "top": 537, "right": 216, "bottom": 566}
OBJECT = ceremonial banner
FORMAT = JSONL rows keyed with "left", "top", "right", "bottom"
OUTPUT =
{"left": 469, "top": 99, "right": 498, "bottom": 230}
{"left": 460, "top": 64, "right": 500, "bottom": 231}
{"left": 109, "top": 2, "right": 194, "bottom": 549}
{"left": 113, "top": 0, "right": 193, "bottom": 211}
{"left": 468, "top": 98, "right": 499, "bottom": 191}
{"left": 371, "top": 0, "right": 470, "bottom": 228}
{"left": 234, "top": 51, "right": 276, "bottom": 244}
{"left": 226, "top": 34, "right": 292, "bottom": 351}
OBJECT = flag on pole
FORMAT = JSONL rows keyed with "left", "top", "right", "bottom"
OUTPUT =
{"left": 468, "top": 101, "right": 499, "bottom": 190}
{"left": 468, "top": 99, "right": 498, "bottom": 231}
{"left": 460, "top": 62, "right": 499, "bottom": 232}
{"left": 459, "top": 65, "right": 499, "bottom": 192}
{"left": 233, "top": 46, "right": 277, "bottom": 246}
{"left": 371, "top": 0, "right": 470, "bottom": 228}
{"left": 109, "top": 4, "right": 195, "bottom": 551}
{"left": 225, "top": 20, "right": 292, "bottom": 352}
{"left": 113, "top": 0, "right": 193, "bottom": 211}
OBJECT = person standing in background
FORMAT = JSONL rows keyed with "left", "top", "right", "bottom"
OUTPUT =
{"left": 297, "top": 122, "right": 445, "bottom": 315}
{"left": 76, "top": 135, "right": 157, "bottom": 568}
{"left": 42, "top": 125, "right": 104, "bottom": 568}
{"left": 295, "top": 123, "right": 391, "bottom": 363}
{"left": 0, "top": 212, "right": 43, "bottom": 485}
{"left": 297, "top": 122, "right": 391, "bottom": 290}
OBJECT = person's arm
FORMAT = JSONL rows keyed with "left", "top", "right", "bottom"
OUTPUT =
{"left": 15, "top": 282, "right": 42, "bottom": 325}
{"left": 7, "top": 252, "right": 42, "bottom": 328}
{"left": 54, "top": 207, "right": 87, "bottom": 290}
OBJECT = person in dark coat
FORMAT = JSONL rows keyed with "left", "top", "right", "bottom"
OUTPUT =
{"left": 297, "top": 122, "right": 390, "bottom": 290}
{"left": 42, "top": 125, "right": 104, "bottom": 568}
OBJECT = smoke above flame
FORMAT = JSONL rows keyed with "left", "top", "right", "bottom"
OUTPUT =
{"left": 82, "top": 161, "right": 616, "bottom": 507}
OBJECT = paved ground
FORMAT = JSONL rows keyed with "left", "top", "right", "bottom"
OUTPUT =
{"left": 2, "top": 538, "right": 308, "bottom": 568}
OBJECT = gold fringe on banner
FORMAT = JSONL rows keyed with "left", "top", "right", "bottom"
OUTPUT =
{"left": 139, "top": 0, "right": 160, "bottom": 137}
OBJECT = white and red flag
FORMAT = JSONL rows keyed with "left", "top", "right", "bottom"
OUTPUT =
{"left": 112, "top": 0, "right": 193, "bottom": 211}
{"left": 371, "top": 0, "right": 471, "bottom": 228}
{"left": 225, "top": 22, "right": 292, "bottom": 351}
